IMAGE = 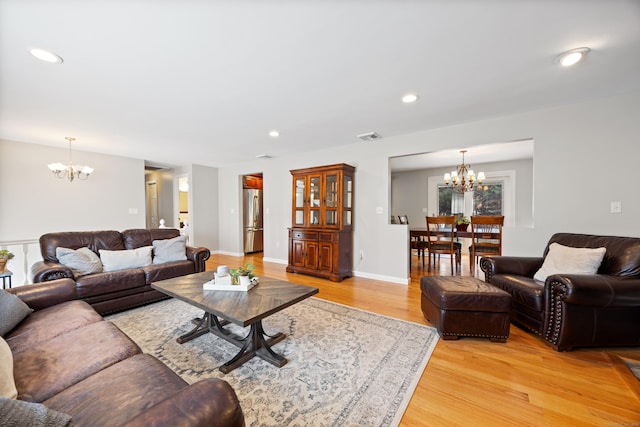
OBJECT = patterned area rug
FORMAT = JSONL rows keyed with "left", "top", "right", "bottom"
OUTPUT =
{"left": 108, "top": 297, "right": 439, "bottom": 427}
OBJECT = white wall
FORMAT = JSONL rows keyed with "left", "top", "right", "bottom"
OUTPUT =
{"left": 190, "top": 164, "right": 218, "bottom": 251}
{"left": 0, "top": 139, "right": 146, "bottom": 241}
{"left": 216, "top": 91, "right": 640, "bottom": 283}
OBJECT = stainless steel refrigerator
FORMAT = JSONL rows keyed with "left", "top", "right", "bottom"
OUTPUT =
{"left": 243, "top": 189, "right": 264, "bottom": 253}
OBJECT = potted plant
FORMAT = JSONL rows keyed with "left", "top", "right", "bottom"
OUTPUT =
{"left": 230, "top": 263, "right": 255, "bottom": 285}
{"left": 455, "top": 215, "right": 470, "bottom": 232}
{"left": 0, "top": 249, "right": 14, "bottom": 273}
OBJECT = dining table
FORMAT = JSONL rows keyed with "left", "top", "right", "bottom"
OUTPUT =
{"left": 409, "top": 227, "right": 500, "bottom": 270}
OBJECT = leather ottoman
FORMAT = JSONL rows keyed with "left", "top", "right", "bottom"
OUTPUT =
{"left": 420, "top": 276, "right": 511, "bottom": 342}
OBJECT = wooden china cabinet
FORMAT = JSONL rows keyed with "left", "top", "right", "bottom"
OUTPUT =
{"left": 287, "top": 163, "right": 355, "bottom": 281}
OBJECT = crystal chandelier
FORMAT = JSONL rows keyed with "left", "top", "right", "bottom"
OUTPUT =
{"left": 443, "top": 150, "right": 485, "bottom": 193}
{"left": 48, "top": 137, "right": 94, "bottom": 182}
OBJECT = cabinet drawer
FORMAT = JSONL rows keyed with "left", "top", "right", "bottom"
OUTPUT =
{"left": 319, "top": 232, "right": 337, "bottom": 242}
{"left": 291, "top": 230, "right": 318, "bottom": 240}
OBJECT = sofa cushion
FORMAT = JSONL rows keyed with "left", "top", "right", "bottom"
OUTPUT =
{"left": 0, "top": 338, "right": 17, "bottom": 399}
{"left": 13, "top": 321, "right": 141, "bottom": 403}
{"left": 491, "top": 274, "right": 544, "bottom": 313}
{"left": 75, "top": 269, "right": 146, "bottom": 299}
{"left": 0, "top": 397, "right": 73, "bottom": 427}
{"left": 56, "top": 247, "right": 103, "bottom": 278}
{"left": 45, "top": 354, "right": 188, "bottom": 426}
{"left": 121, "top": 228, "right": 180, "bottom": 250}
{"left": 40, "top": 230, "right": 125, "bottom": 263}
{"left": 546, "top": 233, "right": 640, "bottom": 277}
{"left": 0, "top": 290, "right": 33, "bottom": 337}
{"left": 99, "top": 247, "right": 153, "bottom": 272}
{"left": 534, "top": 243, "right": 606, "bottom": 282}
{"left": 142, "top": 260, "right": 195, "bottom": 284}
{"left": 5, "top": 300, "right": 102, "bottom": 355}
{"left": 152, "top": 235, "right": 187, "bottom": 264}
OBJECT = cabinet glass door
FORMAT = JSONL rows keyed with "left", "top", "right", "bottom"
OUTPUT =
{"left": 343, "top": 175, "right": 353, "bottom": 227}
{"left": 309, "top": 176, "right": 321, "bottom": 226}
{"left": 294, "top": 177, "right": 305, "bottom": 225}
{"left": 324, "top": 173, "right": 338, "bottom": 227}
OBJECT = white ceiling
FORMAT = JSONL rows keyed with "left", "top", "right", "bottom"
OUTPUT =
{"left": 1, "top": 1, "right": 639, "bottom": 168}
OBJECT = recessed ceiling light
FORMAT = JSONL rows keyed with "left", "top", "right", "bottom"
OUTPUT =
{"left": 402, "top": 93, "right": 418, "bottom": 103}
{"left": 555, "top": 47, "right": 590, "bottom": 67}
{"left": 29, "top": 48, "right": 64, "bottom": 64}
{"left": 269, "top": 130, "right": 280, "bottom": 137}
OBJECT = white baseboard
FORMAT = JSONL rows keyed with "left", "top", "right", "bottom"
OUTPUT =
{"left": 352, "top": 270, "right": 410, "bottom": 285}
{"left": 262, "top": 257, "right": 287, "bottom": 265}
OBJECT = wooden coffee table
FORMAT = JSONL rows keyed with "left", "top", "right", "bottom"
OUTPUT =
{"left": 151, "top": 271, "right": 319, "bottom": 373}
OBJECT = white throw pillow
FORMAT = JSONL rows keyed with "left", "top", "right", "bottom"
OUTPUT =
{"left": 152, "top": 235, "right": 187, "bottom": 264}
{"left": 0, "top": 337, "right": 17, "bottom": 399}
{"left": 99, "top": 246, "right": 153, "bottom": 272}
{"left": 534, "top": 243, "right": 606, "bottom": 282}
{"left": 56, "top": 247, "right": 103, "bottom": 278}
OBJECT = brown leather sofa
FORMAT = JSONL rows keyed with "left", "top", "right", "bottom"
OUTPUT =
{"left": 4, "top": 278, "right": 244, "bottom": 426}
{"left": 30, "top": 229, "right": 210, "bottom": 315}
{"left": 480, "top": 233, "right": 640, "bottom": 351}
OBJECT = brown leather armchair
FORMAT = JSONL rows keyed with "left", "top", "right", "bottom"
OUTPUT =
{"left": 480, "top": 233, "right": 640, "bottom": 351}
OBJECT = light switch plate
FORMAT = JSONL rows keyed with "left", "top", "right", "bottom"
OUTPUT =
{"left": 610, "top": 201, "right": 622, "bottom": 214}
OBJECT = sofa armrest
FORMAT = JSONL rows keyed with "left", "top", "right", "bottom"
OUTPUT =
{"left": 8, "top": 278, "right": 77, "bottom": 311}
{"left": 30, "top": 261, "right": 74, "bottom": 283}
{"left": 480, "top": 256, "right": 544, "bottom": 283}
{"left": 185, "top": 246, "right": 211, "bottom": 273}
{"left": 546, "top": 274, "right": 640, "bottom": 307}
{"left": 122, "top": 378, "right": 244, "bottom": 427}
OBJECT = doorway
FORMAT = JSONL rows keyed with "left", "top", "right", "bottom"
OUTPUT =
{"left": 242, "top": 174, "right": 264, "bottom": 254}
{"left": 145, "top": 180, "right": 159, "bottom": 228}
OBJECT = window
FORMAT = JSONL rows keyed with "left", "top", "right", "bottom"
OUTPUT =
{"left": 473, "top": 181, "right": 503, "bottom": 215}
{"left": 437, "top": 186, "right": 464, "bottom": 216}
{"left": 430, "top": 172, "right": 514, "bottom": 226}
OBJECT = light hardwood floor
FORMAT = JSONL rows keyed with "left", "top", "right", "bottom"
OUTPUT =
{"left": 207, "top": 253, "right": 640, "bottom": 426}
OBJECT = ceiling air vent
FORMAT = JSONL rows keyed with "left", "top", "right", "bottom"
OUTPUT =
{"left": 357, "top": 132, "right": 382, "bottom": 141}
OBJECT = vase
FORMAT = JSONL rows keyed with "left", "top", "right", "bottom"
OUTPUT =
{"left": 0, "top": 258, "right": 7, "bottom": 273}
{"left": 456, "top": 224, "right": 469, "bottom": 232}
{"left": 239, "top": 275, "right": 251, "bottom": 286}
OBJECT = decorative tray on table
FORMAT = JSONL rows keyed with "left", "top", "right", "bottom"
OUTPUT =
{"left": 203, "top": 274, "right": 259, "bottom": 292}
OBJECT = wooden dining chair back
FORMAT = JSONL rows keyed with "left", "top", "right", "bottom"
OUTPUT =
{"left": 398, "top": 215, "right": 409, "bottom": 225}
{"left": 390, "top": 215, "right": 399, "bottom": 224}
{"left": 425, "top": 215, "right": 461, "bottom": 274}
{"left": 469, "top": 215, "right": 505, "bottom": 274}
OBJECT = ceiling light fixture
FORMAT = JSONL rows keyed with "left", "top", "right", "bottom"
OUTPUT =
{"left": 269, "top": 130, "right": 280, "bottom": 137}
{"left": 555, "top": 47, "right": 590, "bottom": 67}
{"left": 402, "top": 93, "right": 418, "bottom": 103}
{"left": 444, "top": 150, "right": 485, "bottom": 193}
{"left": 48, "top": 137, "right": 94, "bottom": 182}
{"left": 30, "top": 48, "right": 64, "bottom": 64}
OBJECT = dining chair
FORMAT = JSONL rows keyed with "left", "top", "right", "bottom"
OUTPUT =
{"left": 469, "top": 215, "right": 504, "bottom": 274}
{"left": 425, "top": 215, "right": 461, "bottom": 274}
{"left": 391, "top": 215, "right": 398, "bottom": 224}
{"left": 398, "top": 215, "right": 409, "bottom": 225}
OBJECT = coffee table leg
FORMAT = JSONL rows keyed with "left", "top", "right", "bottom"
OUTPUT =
{"left": 177, "top": 313, "right": 211, "bottom": 344}
{"left": 179, "top": 313, "right": 239, "bottom": 345}
{"left": 219, "top": 320, "right": 287, "bottom": 374}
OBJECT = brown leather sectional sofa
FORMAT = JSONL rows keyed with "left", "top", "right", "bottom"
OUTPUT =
{"left": 5, "top": 278, "right": 245, "bottom": 426}
{"left": 481, "top": 233, "right": 640, "bottom": 351}
{"left": 30, "top": 229, "right": 210, "bottom": 315}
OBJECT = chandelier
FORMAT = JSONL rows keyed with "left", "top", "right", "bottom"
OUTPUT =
{"left": 48, "top": 137, "right": 94, "bottom": 182}
{"left": 443, "top": 150, "right": 485, "bottom": 193}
